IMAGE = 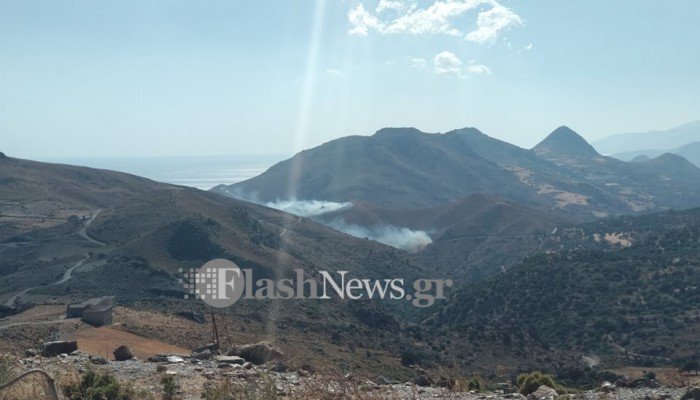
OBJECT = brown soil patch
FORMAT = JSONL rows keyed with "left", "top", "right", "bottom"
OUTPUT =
{"left": 76, "top": 326, "right": 189, "bottom": 360}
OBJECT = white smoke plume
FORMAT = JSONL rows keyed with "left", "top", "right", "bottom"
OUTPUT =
{"left": 327, "top": 219, "right": 433, "bottom": 253}
{"left": 262, "top": 199, "right": 433, "bottom": 252}
{"left": 264, "top": 199, "right": 353, "bottom": 217}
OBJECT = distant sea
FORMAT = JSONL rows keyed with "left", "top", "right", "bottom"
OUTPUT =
{"left": 43, "top": 155, "right": 284, "bottom": 190}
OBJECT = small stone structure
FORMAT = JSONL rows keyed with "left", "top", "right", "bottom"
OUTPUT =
{"left": 66, "top": 296, "right": 114, "bottom": 326}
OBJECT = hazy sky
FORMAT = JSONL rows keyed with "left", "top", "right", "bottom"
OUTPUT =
{"left": 2, "top": 0, "right": 699, "bottom": 158}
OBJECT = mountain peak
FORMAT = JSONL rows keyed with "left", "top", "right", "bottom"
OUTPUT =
{"left": 649, "top": 152, "right": 697, "bottom": 168}
{"left": 372, "top": 127, "right": 424, "bottom": 137}
{"left": 629, "top": 154, "right": 651, "bottom": 163}
{"left": 448, "top": 127, "right": 486, "bottom": 136}
{"left": 533, "top": 126, "right": 599, "bottom": 158}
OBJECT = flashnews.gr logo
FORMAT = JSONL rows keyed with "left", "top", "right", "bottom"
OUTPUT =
{"left": 178, "top": 259, "right": 245, "bottom": 308}
{"left": 179, "top": 258, "right": 453, "bottom": 308}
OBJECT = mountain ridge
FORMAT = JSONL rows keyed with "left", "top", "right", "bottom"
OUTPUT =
{"left": 593, "top": 120, "right": 700, "bottom": 154}
{"left": 216, "top": 126, "right": 700, "bottom": 219}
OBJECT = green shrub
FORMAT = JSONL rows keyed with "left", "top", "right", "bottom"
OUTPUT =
{"left": 682, "top": 360, "right": 699, "bottom": 373}
{"left": 202, "top": 373, "right": 277, "bottom": 400}
{"left": 161, "top": 375, "right": 177, "bottom": 400}
{"left": 62, "top": 369, "right": 150, "bottom": 400}
{"left": 0, "top": 354, "right": 15, "bottom": 386}
{"left": 517, "top": 371, "right": 558, "bottom": 395}
{"left": 467, "top": 376, "right": 481, "bottom": 391}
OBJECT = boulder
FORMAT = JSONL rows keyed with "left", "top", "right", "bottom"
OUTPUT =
{"left": 614, "top": 376, "right": 632, "bottom": 388}
{"left": 192, "top": 343, "right": 219, "bottom": 354}
{"left": 90, "top": 355, "right": 108, "bottom": 365}
{"left": 215, "top": 355, "right": 245, "bottom": 365}
{"left": 435, "top": 376, "right": 455, "bottom": 389}
{"left": 24, "top": 349, "right": 37, "bottom": 357}
{"left": 148, "top": 354, "right": 170, "bottom": 363}
{"left": 413, "top": 374, "right": 433, "bottom": 387}
{"left": 527, "top": 385, "right": 558, "bottom": 400}
{"left": 227, "top": 341, "right": 283, "bottom": 365}
{"left": 176, "top": 310, "right": 206, "bottom": 324}
{"left": 191, "top": 349, "right": 212, "bottom": 360}
{"left": 270, "top": 362, "right": 288, "bottom": 372}
{"left": 632, "top": 378, "right": 661, "bottom": 388}
{"left": 113, "top": 345, "right": 133, "bottom": 361}
{"left": 681, "top": 387, "right": 700, "bottom": 400}
{"left": 601, "top": 381, "right": 615, "bottom": 393}
{"left": 42, "top": 341, "right": 78, "bottom": 357}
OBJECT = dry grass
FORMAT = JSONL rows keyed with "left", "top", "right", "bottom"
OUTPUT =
{"left": 608, "top": 366, "right": 700, "bottom": 387}
{"left": 0, "top": 355, "right": 69, "bottom": 400}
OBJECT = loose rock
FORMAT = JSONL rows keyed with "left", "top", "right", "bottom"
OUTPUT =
{"left": 227, "top": 341, "right": 283, "bottom": 365}
{"left": 42, "top": 341, "right": 78, "bottom": 357}
{"left": 113, "top": 345, "right": 133, "bottom": 361}
{"left": 527, "top": 385, "right": 558, "bottom": 400}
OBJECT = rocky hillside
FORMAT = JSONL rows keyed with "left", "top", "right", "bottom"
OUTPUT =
{"left": 427, "top": 208, "right": 700, "bottom": 373}
{"left": 216, "top": 126, "right": 700, "bottom": 219}
{"left": 0, "top": 153, "right": 443, "bottom": 378}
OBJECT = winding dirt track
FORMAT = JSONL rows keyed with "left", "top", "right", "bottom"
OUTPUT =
{"left": 2, "top": 209, "right": 104, "bottom": 307}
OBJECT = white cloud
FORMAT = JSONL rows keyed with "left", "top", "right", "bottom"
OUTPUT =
{"left": 326, "top": 68, "right": 344, "bottom": 77}
{"left": 376, "top": 0, "right": 408, "bottom": 13}
{"left": 410, "top": 57, "right": 427, "bottom": 68}
{"left": 348, "top": 3, "right": 385, "bottom": 36}
{"left": 434, "top": 51, "right": 463, "bottom": 75}
{"left": 525, "top": 42, "right": 533, "bottom": 51}
{"left": 348, "top": 0, "right": 522, "bottom": 43}
{"left": 465, "top": 62, "right": 491, "bottom": 74}
{"left": 433, "top": 51, "right": 491, "bottom": 77}
{"left": 466, "top": 3, "right": 523, "bottom": 43}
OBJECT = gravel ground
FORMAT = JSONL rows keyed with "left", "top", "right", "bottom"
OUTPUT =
{"left": 12, "top": 352, "right": 698, "bottom": 400}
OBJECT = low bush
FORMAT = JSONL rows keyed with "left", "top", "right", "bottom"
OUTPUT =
{"left": 517, "top": 371, "right": 559, "bottom": 395}
{"left": 62, "top": 369, "right": 152, "bottom": 400}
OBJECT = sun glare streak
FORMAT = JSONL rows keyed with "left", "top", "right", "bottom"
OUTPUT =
{"left": 268, "top": 0, "right": 328, "bottom": 344}
{"left": 286, "top": 0, "right": 327, "bottom": 200}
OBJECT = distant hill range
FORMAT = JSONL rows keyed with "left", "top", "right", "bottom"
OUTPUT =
{"left": 592, "top": 120, "right": 700, "bottom": 167}
{"left": 214, "top": 125, "right": 700, "bottom": 219}
{"left": 610, "top": 141, "right": 700, "bottom": 168}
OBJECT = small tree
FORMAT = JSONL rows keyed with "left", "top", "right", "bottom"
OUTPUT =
{"left": 467, "top": 376, "right": 481, "bottom": 391}
{"left": 682, "top": 360, "right": 699, "bottom": 374}
{"left": 517, "top": 371, "right": 558, "bottom": 396}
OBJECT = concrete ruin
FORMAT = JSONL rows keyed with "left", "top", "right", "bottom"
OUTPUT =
{"left": 66, "top": 296, "right": 114, "bottom": 326}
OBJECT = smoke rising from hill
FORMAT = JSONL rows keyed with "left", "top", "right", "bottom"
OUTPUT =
{"left": 263, "top": 199, "right": 432, "bottom": 252}
{"left": 264, "top": 199, "right": 352, "bottom": 217}
{"left": 326, "top": 219, "right": 433, "bottom": 253}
